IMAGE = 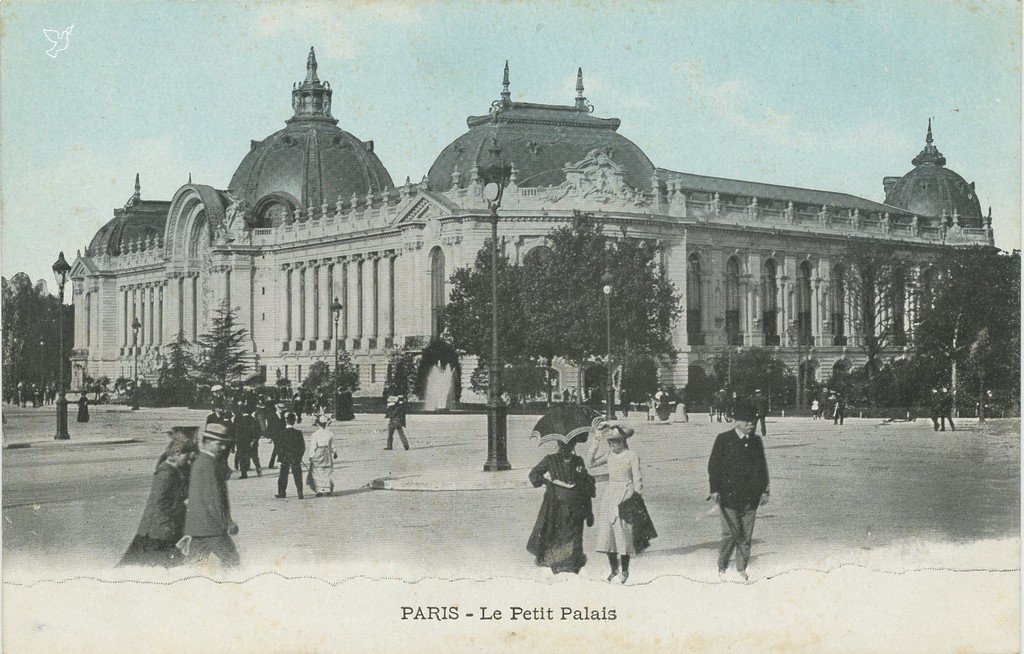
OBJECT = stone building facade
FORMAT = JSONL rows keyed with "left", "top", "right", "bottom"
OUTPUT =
{"left": 69, "top": 49, "right": 995, "bottom": 399}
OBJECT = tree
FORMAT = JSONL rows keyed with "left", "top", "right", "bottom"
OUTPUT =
{"left": 469, "top": 356, "right": 548, "bottom": 407}
{"left": 967, "top": 328, "right": 1000, "bottom": 423}
{"left": 384, "top": 347, "right": 419, "bottom": 398}
{"left": 710, "top": 347, "right": 793, "bottom": 409}
{"left": 299, "top": 352, "right": 361, "bottom": 411}
{"left": 195, "top": 302, "right": 251, "bottom": 390}
{"left": 2, "top": 272, "right": 72, "bottom": 398}
{"left": 915, "top": 248, "right": 1020, "bottom": 415}
{"left": 157, "top": 333, "right": 198, "bottom": 407}
{"left": 841, "top": 244, "right": 914, "bottom": 378}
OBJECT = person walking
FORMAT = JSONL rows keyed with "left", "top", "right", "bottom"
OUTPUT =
{"left": 752, "top": 389, "right": 769, "bottom": 437}
{"left": 527, "top": 432, "right": 596, "bottom": 575}
{"left": 384, "top": 395, "right": 409, "bottom": 451}
{"left": 939, "top": 387, "right": 956, "bottom": 431}
{"left": 293, "top": 391, "right": 305, "bottom": 424}
{"left": 832, "top": 392, "right": 846, "bottom": 425}
{"left": 118, "top": 427, "right": 198, "bottom": 567}
{"left": 266, "top": 402, "right": 287, "bottom": 469}
{"left": 76, "top": 393, "right": 90, "bottom": 423}
{"left": 179, "top": 423, "right": 240, "bottom": 568}
{"left": 233, "top": 404, "right": 262, "bottom": 479}
{"left": 307, "top": 412, "right": 337, "bottom": 497}
{"left": 707, "top": 402, "right": 769, "bottom": 581}
{"left": 275, "top": 413, "right": 306, "bottom": 499}
{"left": 588, "top": 421, "right": 649, "bottom": 585}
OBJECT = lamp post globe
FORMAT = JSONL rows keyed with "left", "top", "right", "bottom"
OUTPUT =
{"left": 131, "top": 317, "right": 141, "bottom": 410}
{"left": 51, "top": 251, "right": 71, "bottom": 440}
{"left": 330, "top": 298, "right": 344, "bottom": 419}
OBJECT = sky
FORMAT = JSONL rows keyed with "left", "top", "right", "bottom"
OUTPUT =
{"left": 1, "top": 0, "right": 1020, "bottom": 292}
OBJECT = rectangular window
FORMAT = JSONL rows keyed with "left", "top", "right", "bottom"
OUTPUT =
{"left": 371, "top": 364, "right": 377, "bottom": 383}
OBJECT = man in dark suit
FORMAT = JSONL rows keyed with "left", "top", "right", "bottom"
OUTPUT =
{"left": 707, "top": 401, "right": 770, "bottom": 581}
{"left": 233, "top": 404, "right": 262, "bottom": 479}
{"left": 266, "top": 402, "right": 287, "bottom": 469}
{"left": 275, "top": 412, "right": 306, "bottom": 499}
{"left": 752, "top": 389, "right": 769, "bottom": 436}
{"left": 939, "top": 387, "right": 956, "bottom": 431}
{"left": 181, "top": 423, "right": 240, "bottom": 568}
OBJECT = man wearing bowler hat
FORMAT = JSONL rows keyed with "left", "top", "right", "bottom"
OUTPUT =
{"left": 707, "top": 400, "right": 770, "bottom": 581}
{"left": 180, "top": 423, "right": 241, "bottom": 568}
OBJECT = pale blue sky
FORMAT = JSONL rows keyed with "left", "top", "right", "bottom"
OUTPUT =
{"left": 2, "top": 0, "right": 1020, "bottom": 289}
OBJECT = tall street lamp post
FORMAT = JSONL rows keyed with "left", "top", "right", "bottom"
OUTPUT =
{"left": 52, "top": 252, "right": 71, "bottom": 440}
{"left": 131, "top": 318, "right": 141, "bottom": 410}
{"left": 330, "top": 297, "right": 344, "bottom": 418}
{"left": 479, "top": 147, "right": 512, "bottom": 472}
{"left": 602, "top": 272, "right": 615, "bottom": 420}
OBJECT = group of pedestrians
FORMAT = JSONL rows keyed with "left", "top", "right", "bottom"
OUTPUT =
{"left": 527, "top": 400, "right": 770, "bottom": 584}
{"left": 930, "top": 387, "right": 956, "bottom": 431}
{"left": 7, "top": 381, "right": 58, "bottom": 407}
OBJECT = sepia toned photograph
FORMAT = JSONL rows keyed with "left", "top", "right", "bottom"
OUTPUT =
{"left": 1, "top": 1, "right": 1020, "bottom": 652}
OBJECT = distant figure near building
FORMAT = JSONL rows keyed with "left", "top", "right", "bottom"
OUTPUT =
{"left": 233, "top": 404, "right": 262, "bottom": 479}
{"left": 180, "top": 423, "right": 240, "bottom": 568}
{"left": 76, "top": 393, "right": 90, "bottom": 423}
{"left": 385, "top": 396, "right": 409, "bottom": 450}
{"left": 939, "top": 387, "right": 956, "bottom": 431}
{"left": 266, "top": 403, "right": 287, "bottom": 468}
{"left": 707, "top": 402, "right": 769, "bottom": 581}
{"left": 832, "top": 392, "right": 846, "bottom": 425}
{"left": 752, "top": 389, "right": 768, "bottom": 436}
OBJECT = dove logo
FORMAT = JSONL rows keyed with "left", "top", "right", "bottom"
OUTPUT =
{"left": 43, "top": 25, "right": 74, "bottom": 58}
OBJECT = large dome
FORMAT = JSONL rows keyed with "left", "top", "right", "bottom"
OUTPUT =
{"left": 883, "top": 121, "right": 983, "bottom": 227}
{"left": 228, "top": 48, "right": 393, "bottom": 227}
{"left": 428, "top": 66, "right": 656, "bottom": 193}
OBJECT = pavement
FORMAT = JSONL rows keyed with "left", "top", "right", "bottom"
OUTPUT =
{"left": 2, "top": 404, "right": 1019, "bottom": 652}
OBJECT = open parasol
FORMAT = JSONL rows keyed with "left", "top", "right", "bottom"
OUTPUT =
{"left": 530, "top": 404, "right": 603, "bottom": 446}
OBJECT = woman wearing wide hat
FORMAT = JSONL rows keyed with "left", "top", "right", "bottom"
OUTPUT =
{"left": 588, "top": 421, "right": 655, "bottom": 584}
{"left": 117, "top": 426, "right": 198, "bottom": 567}
{"left": 76, "top": 393, "right": 90, "bottom": 423}
{"left": 526, "top": 414, "right": 597, "bottom": 575}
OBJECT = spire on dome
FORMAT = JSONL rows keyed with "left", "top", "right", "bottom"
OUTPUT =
{"left": 500, "top": 60, "right": 511, "bottom": 107}
{"left": 289, "top": 46, "right": 336, "bottom": 124}
{"left": 306, "top": 46, "right": 319, "bottom": 83}
{"left": 912, "top": 117, "right": 946, "bottom": 167}
{"left": 134, "top": 173, "right": 141, "bottom": 199}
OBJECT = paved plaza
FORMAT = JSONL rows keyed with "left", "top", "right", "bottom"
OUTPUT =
{"left": 2, "top": 405, "right": 1018, "bottom": 581}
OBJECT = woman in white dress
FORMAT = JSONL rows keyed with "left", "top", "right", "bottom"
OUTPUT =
{"left": 588, "top": 421, "right": 642, "bottom": 584}
{"left": 308, "top": 412, "right": 337, "bottom": 497}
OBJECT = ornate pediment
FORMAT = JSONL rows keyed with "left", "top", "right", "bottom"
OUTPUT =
{"left": 544, "top": 147, "right": 649, "bottom": 207}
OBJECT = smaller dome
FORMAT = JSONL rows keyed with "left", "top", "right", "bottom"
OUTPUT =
{"left": 884, "top": 121, "right": 983, "bottom": 227}
{"left": 87, "top": 175, "right": 168, "bottom": 256}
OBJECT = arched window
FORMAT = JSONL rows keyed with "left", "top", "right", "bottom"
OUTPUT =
{"left": 762, "top": 259, "right": 779, "bottom": 344}
{"left": 831, "top": 265, "right": 846, "bottom": 345}
{"left": 797, "top": 261, "right": 812, "bottom": 345}
{"left": 687, "top": 254, "right": 703, "bottom": 345}
{"left": 725, "top": 257, "right": 742, "bottom": 345}
{"left": 430, "top": 246, "right": 446, "bottom": 339}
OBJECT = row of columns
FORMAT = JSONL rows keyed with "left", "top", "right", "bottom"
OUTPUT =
{"left": 281, "top": 251, "right": 397, "bottom": 350}
{"left": 117, "top": 281, "right": 166, "bottom": 352}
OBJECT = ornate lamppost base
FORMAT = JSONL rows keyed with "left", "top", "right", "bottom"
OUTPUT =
{"left": 483, "top": 401, "right": 511, "bottom": 471}
{"left": 54, "top": 395, "right": 70, "bottom": 440}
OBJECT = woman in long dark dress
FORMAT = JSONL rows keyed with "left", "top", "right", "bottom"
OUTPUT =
{"left": 76, "top": 394, "right": 90, "bottom": 423}
{"left": 117, "top": 427, "right": 198, "bottom": 568}
{"left": 526, "top": 434, "right": 596, "bottom": 574}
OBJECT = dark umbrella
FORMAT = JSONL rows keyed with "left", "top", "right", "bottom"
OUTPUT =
{"left": 530, "top": 404, "right": 603, "bottom": 446}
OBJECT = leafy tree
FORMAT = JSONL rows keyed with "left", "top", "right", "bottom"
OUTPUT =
{"left": 914, "top": 248, "right": 1020, "bottom": 414}
{"left": 298, "top": 353, "right": 361, "bottom": 411}
{"left": 2, "top": 272, "right": 72, "bottom": 397}
{"left": 384, "top": 347, "right": 419, "bottom": 398}
{"left": 157, "top": 333, "right": 198, "bottom": 407}
{"left": 195, "top": 302, "right": 250, "bottom": 390}
{"left": 967, "top": 328, "right": 1000, "bottom": 422}
{"left": 840, "top": 244, "right": 913, "bottom": 378}
{"left": 710, "top": 347, "right": 793, "bottom": 409}
{"left": 469, "top": 356, "right": 548, "bottom": 407}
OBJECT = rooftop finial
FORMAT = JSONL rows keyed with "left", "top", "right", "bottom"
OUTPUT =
{"left": 188, "top": 172, "right": 192, "bottom": 184}
{"left": 306, "top": 46, "right": 319, "bottom": 83}
{"left": 926, "top": 117, "right": 933, "bottom": 145}
{"left": 501, "top": 60, "right": 511, "bottom": 106}
{"left": 133, "top": 173, "right": 141, "bottom": 199}
{"left": 912, "top": 116, "right": 945, "bottom": 167}
{"left": 574, "top": 67, "right": 593, "bottom": 113}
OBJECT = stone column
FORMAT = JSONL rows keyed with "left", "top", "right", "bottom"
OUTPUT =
{"left": 281, "top": 264, "right": 293, "bottom": 348}
{"left": 371, "top": 255, "right": 381, "bottom": 342}
{"left": 157, "top": 284, "right": 164, "bottom": 346}
{"left": 386, "top": 252, "right": 396, "bottom": 342}
{"left": 118, "top": 287, "right": 127, "bottom": 350}
{"left": 363, "top": 255, "right": 375, "bottom": 343}
{"left": 165, "top": 276, "right": 179, "bottom": 342}
{"left": 811, "top": 278, "right": 821, "bottom": 345}
{"left": 660, "top": 241, "right": 689, "bottom": 387}
{"left": 147, "top": 285, "right": 155, "bottom": 348}
{"left": 323, "top": 261, "right": 334, "bottom": 346}
{"left": 775, "top": 277, "right": 785, "bottom": 342}
{"left": 293, "top": 264, "right": 305, "bottom": 347}
{"left": 182, "top": 277, "right": 193, "bottom": 342}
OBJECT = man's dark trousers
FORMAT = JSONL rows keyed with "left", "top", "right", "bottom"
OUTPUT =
{"left": 719, "top": 505, "right": 757, "bottom": 572}
{"left": 757, "top": 415, "right": 767, "bottom": 436}
{"left": 278, "top": 462, "right": 303, "bottom": 497}
{"left": 833, "top": 407, "right": 845, "bottom": 425}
